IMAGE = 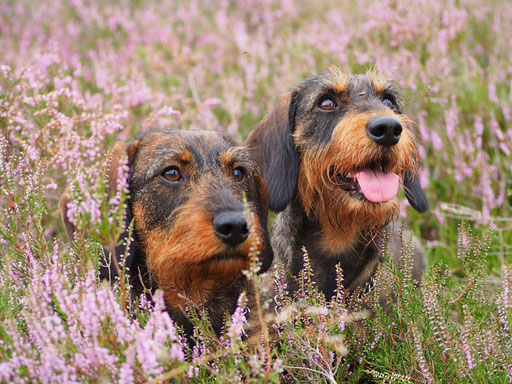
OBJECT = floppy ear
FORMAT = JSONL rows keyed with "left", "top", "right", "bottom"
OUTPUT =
{"left": 253, "top": 174, "right": 273, "bottom": 273}
{"left": 245, "top": 92, "right": 300, "bottom": 212}
{"left": 59, "top": 142, "right": 137, "bottom": 237}
{"left": 60, "top": 140, "right": 140, "bottom": 280}
{"left": 404, "top": 169, "right": 428, "bottom": 213}
{"left": 101, "top": 141, "right": 140, "bottom": 280}
{"left": 59, "top": 185, "right": 75, "bottom": 240}
{"left": 106, "top": 142, "right": 130, "bottom": 197}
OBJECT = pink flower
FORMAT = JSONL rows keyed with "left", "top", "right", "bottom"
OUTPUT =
{"left": 227, "top": 293, "right": 248, "bottom": 340}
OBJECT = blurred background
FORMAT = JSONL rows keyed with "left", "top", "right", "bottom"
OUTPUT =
{"left": 1, "top": 0, "right": 511, "bottom": 271}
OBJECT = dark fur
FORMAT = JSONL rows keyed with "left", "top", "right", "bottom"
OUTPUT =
{"left": 246, "top": 69, "right": 427, "bottom": 300}
{"left": 61, "top": 129, "right": 273, "bottom": 337}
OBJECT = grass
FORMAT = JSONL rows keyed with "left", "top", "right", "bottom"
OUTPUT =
{"left": 0, "top": 0, "right": 511, "bottom": 382}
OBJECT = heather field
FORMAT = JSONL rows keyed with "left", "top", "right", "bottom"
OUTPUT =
{"left": 0, "top": 0, "right": 511, "bottom": 382}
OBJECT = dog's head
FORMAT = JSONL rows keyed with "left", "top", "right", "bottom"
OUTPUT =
{"left": 246, "top": 68, "right": 427, "bottom": 249}
{"left": 61, "top": 129, "right": 273, "bottom": 308}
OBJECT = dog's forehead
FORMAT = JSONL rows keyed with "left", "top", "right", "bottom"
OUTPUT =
{"left": 351, "top": 71, "right": 394, "bottom": 95}
{"left": 303, "top": 70, "right": 393, "bottom": 97}
{"left": 347, "top": 74, "right": 374, "bottom": 93}
{"left": 138, "top": 130, "right": 236, "bottom": 162}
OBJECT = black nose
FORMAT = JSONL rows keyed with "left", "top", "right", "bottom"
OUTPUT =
{"left": 366, "top": 116, "right": 403, "bottom": 147}
{"left": 213, "top": 211, "right": 249, "bottom": 246}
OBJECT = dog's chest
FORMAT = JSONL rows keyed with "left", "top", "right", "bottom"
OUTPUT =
{"left": 271, "top": 206, "right": 381, "bottom": 300}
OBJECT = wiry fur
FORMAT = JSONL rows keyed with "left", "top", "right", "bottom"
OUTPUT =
{"left": 61, "top": 129, "right": 273, "bottom": 338}
{"left": 246, "top": 69, "right": 427, "bottom": 300}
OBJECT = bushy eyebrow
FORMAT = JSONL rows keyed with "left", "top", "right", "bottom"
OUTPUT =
{"left": 144, "top": 150, "right": 193, "bottom": 181}
{"left": 380, "top": 86, "right": 405, "bottom": 110}
{"left": 220, "top": 147, "right": 256, "bottom": 169}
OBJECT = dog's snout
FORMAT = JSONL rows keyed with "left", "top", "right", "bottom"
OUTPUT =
{"left": 366, "top": 116, "right": 403, "bottom": 147}
{"left": 213, "top": 211, "right": 249, "bottom": 245}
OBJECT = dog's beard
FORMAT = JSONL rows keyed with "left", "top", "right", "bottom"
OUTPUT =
{"left": 296, "top": 117, "right": 418, "bottom": 235}
{"left": 132, "top": 200, "right": 262, "bottom": 308}
{"left": 301, "top": 174, "right": 399, "bottom": 233}
{"left": 326, "top": 190, "right": 399, "bottom": 231}
{"left": 297, "top": 149, "right": 401, "bottom": 238}
{"left": 298, "top": 167, "right": 399, "bottom": 255}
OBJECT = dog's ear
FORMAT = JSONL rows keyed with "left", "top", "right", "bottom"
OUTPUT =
{"left": 404, "top": 169, "right": 428, "bottom": 213}
{"left": 59, "top": 141, "right": 139, "bottom": 237}
{"left": 245, "top": 92, "right": 300, "bottom": 212}
{"left": 59, "top": 186, "right": 75, "bottom": 240}
{"left": 106, "top": 141, "right": 130, "bottom": 198}
{"left": 102, "top": 140, "right": 140, "bottom": 280}
{"left": 253, "top": 174, "right": 273, "bottom": 273}
{"left": 60, "top": 140, "right": 140, "bottom": 280}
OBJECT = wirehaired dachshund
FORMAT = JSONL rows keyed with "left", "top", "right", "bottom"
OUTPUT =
{"left": 61, "top": 129, "right": 273, "bottom": 337}
{"left": 245, "top": 68, "right": 428, "bottom": 300}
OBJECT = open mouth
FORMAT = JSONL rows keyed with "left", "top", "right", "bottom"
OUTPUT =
{"left": 334, "top": 165, "right": 400, "bottom": 203}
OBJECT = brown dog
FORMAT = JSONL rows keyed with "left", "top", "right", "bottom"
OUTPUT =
{"left": 245, "top": 68, "right": 427, "bottom": 300}
{"left": 61, "top": 129, "right": 273, "bottom": 337}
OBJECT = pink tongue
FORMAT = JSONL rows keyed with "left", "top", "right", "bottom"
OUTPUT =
{"left": 354, "top": 168, "right": 399, "bottom": 203}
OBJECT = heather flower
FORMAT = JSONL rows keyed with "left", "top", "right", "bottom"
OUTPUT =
{"left": 1, "top": 0, "right": 512, "bottom": 381}
{"left": 422, "top": 279, "right": 450, "bottom": 355}
{"left": 502, "top": 265, "right": 511, "bottom": 309}
{"left": 227, "top": 293, "right": 248, "bottom": 341}
{"left": 460, "top": 306, "right": 476, "bottom": 371}
{"left": 412, "top": 327, "right": 434, "bottom": 384}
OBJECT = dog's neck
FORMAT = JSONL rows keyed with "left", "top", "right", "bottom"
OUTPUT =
{"left": 272, "top": 198, "right": 382, "bottom": 300}
{"left": 129, "top": 245, "right": 248, "bottom": 337}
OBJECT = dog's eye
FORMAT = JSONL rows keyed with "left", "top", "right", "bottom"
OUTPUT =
{"left": 318, "top": 97, "right": 336, "bottom": 111}
{"left": 383, "top": 97, "right": 397, "bottom": 111}
{"left": 162, "top": 166, "right": 182, "bottom": 182}
{"left": 232, "top": 166, "right": 245, "bottom": 182}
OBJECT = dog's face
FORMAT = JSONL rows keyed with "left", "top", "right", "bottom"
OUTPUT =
{"left": 246, "top": 68, "right": 427, "bottom": 252}
{"left": 62, "top": 129, "right": 272, "bottom": 308}
{"left": 292, "top": 70, "right": 418, "bottom": 228}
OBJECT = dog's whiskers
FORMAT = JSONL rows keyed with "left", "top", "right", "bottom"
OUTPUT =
{"left": 245, "top": 68, "right": 427, "bottom": 300}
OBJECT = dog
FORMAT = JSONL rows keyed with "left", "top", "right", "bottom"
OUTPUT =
{"left": 245, "top": 68, "right": 428, "bottom": 300}
{"left": 60, "top": 129, "right": 273, "bottom": 337}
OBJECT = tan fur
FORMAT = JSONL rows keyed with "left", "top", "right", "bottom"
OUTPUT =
{"left": 106, "top": 142, "right": 128, "bottom": 198}
{"left": 325, "top": 66, "right": 349, "bottom": 93}
{"left": 134, "top": 188, "right": 263, "bottom": 308}
{"left": 366, "top": 68, "right": 392, "bottom": 94}
{"left": 295, "top": 109, "right": 418, "bottom": 254}
{"left": 59, "top": 186, "right": 74, "bottom": 240}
